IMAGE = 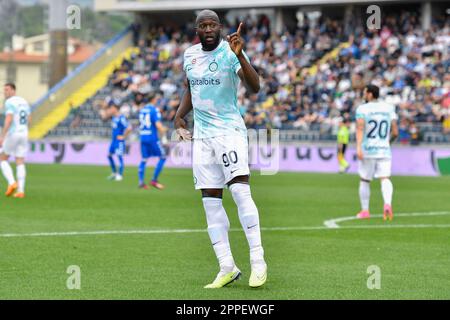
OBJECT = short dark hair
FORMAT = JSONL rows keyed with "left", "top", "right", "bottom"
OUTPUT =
{"left": 4, "top": 83, "right": 16, "bottom": 90}
{"left": 366, "top": 84, "right": 379, "bottom": 99}
{"left": 196, "top": 9, "right": 220, "bottom": 26}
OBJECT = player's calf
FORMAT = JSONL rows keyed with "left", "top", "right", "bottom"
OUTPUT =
{"left": 228, "top": 180, "right": 267, "bottom": 287}
{"left": 380, "top": 177, "right": 394, "bottom": 221}
{"left": 357, "top": 178, "right": 371, "bottom": 219}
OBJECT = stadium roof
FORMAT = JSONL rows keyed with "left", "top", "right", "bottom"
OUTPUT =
{"left": 95, "top": 0, "right": 418, "bottom": 12}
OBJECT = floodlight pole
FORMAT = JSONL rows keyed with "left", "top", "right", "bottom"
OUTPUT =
{"left": 48, "top": 0, "right": 68, "bottom": 88}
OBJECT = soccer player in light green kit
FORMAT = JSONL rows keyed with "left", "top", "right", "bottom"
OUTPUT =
{"left": 174, "top": 10, "right": 267, "bottom": 288}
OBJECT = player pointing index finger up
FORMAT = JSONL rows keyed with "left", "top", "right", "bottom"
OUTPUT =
{"left": 174, "top": 10, "right": 267, "bottom": 289}
{"left": 227, "top": 22, "right": 244, "bottom": 56}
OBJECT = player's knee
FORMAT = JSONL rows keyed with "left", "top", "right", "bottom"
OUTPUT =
{"left": 229, "top": 183, "right": 257, "bottom": 214}
{"left": 360, "top": 178, "right": 371, "bottom": 184}
{"left": 202, "top": 189, "right": 223, "bottom": 199}
{"left": 227, "top": 175, "right": 249, "bottom": 187}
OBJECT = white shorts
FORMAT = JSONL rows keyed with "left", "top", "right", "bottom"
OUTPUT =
{"left": 193, "top": 135, "right": 250, "bottom": 190}
{"left": 358, "top": 158, "right": 392, "bottom": 181}
{"left": 3, "top": 133, "right": 29, "bottom": 158}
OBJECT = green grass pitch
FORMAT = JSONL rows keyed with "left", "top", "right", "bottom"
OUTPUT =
{"left": 0, "top": 164, "right": 449, "bottom": 299}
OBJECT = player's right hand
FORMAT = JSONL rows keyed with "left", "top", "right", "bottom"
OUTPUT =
{"left": 176, "top": 128, "right": 192, "bottom": 141}
{"left": 174, "top": 117, "right": 192, "bottom": 141}
{"left": 357, "top": 148, "right": 364, "bottom": 160}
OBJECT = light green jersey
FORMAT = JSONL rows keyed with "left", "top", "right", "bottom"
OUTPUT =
{"left": 4, "top": 96, "right": 31, "bottom": 135}
{"left": 356, "top": 101, "right": 397, "bottom": 159}
{"left": 183, "top": 40, "right": 248, "bottom": 139}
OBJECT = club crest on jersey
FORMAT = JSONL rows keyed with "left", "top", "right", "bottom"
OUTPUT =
{"left": 209, "top": 61, "right": 218, "bottom": 72}
{"left": 192, "top": 58, "right": 197, "bottom": 65}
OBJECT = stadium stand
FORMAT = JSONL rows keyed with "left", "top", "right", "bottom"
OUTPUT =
{"left": 45, "top": 8, "right": 450, "bottom": 144}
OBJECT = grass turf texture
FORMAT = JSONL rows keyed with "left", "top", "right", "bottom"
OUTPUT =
{"left": 0, "top": 164, "right": 449, "bottom": 299}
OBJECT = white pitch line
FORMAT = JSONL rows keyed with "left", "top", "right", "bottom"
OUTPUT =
{"left": 323, "top": 211, "right": 450, "bottom": 229}
{"left": 2, "top": 220, "right": 450, "bottom": 238}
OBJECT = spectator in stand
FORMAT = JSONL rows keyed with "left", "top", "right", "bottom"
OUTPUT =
{"left": 69, "top": 10, "right": 448, "bottom": 144}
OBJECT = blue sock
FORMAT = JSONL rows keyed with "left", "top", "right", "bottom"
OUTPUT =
{"left": 152, "top": 158, "right": 166, "bottom": 182}
{"left": 118, "top": 156, "right": 124, "bottom": 176}
{"left": 108, "top": 155, "right": 116, "bottom": 173}
{"left": 138, "top": 160, "right": 147, "bottom": 185}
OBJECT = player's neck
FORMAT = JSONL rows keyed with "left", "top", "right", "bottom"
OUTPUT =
{"left": 201, "top": 39, "right": 222, "bottom": 52}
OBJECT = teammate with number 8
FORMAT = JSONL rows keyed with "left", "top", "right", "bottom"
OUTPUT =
{"left": 0, "top": 83, "right": 31, "bottom": 198}
{"left": 174, "top": 10, "right": 267, "bottom": 289}
{"left": 356, "top": 85, "right": 399, "bottom": 221}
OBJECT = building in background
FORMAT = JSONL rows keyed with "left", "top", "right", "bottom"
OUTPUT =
{"left": 0, "top": 34, "right": 98, "bottom": 103}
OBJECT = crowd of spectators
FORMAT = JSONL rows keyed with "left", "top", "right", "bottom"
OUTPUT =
{"left": 90, "top": 9, "right": 449, "bottom": 144}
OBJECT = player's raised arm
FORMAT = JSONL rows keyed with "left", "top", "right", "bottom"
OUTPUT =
{"left": 356, "top": 118, "right": 365, "bottom": 161}
{"left": 174, "top": 78, "right": 193, "bottom": 141}
{"left": 228, "top": 23, "right": 260, "bottom": 93}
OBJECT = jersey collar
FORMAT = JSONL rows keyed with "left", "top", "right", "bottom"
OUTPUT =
{"left": 201, "top": 39, "right": 223, "bottom": 54}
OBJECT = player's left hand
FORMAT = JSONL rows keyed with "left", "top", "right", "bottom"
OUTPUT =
{"left": 227, "top": 22, "right": 244, "bottom": 57}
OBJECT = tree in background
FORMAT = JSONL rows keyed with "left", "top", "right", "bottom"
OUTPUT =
{"left": 0, "top": 2, "right": 132, "bottom": 50}
{"left": 0, "top": 0, "right": 19, "bottom": 50}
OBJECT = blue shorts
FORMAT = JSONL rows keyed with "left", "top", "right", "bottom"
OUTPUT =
{"left": 109, "top": 140, "right": 125, "bottom": 156}
{"left": 141, "top": 140, "right": 166, "bottom": 159}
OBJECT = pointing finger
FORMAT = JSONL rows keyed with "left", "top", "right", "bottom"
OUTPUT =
{"left": 237, "top": 22, "right": 243, "bottom": 36}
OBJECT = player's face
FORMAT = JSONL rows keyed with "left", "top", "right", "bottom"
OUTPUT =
{"left": 4, "top": 85, "right": 14, "bottom": 98}
{"left": 110, "top": 106, "right": 119, "bottom": 116}
{"left": 196, "top": 17, "right": 222, "bottom": 50}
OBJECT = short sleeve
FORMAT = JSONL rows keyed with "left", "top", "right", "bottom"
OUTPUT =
{"left": 230, "top": 50, "right": 250, "bottom": 74}
{"left": 5, "top": 101, "right": 14, "bottom": 115}
{"left": 183, "top": 51, "right": 189, "bottom": 73}
{"left": 355, "top": 106, "right": 365, "bottom": 120}
{"left": 151, "top": 107, "right": 162, "bottom": 124}
{"left": 121, "top": 116, "right": 129, "bottom": 128}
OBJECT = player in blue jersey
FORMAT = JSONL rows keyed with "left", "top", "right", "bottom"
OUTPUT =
{"left": 174, "top": 10, "right": 267, "bottom": 289}
{"left": 138, "top": 93, "right": 168, "bottom": 190}
{"left": 356, "top": 85, "right": 398, "bottom": 221}
{"left": 106, "top": 102, "right": 131, "bottom": 181}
